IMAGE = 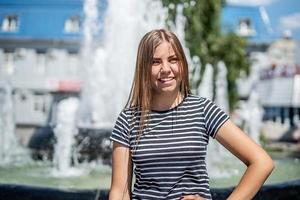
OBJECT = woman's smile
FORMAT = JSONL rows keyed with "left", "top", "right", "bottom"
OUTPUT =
{"left": 158, "top": 77, "right": 175, "bottom": 83}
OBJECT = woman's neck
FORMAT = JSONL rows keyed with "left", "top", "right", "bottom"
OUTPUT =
{"left": 151, "top": 91, "right": 183, "bottom": 111}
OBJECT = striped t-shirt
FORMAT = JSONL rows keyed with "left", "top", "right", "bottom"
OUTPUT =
{"left": 110, "top": 95, "right": 229, "bottom": 199}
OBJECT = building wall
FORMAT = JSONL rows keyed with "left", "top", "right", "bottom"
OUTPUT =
{"left": 0, "top": 0, "right": 104, "bottom": 126}
{"left": 268, "top": 37, "right": 298, "bottom": 67}
{"left": 0, "top": 0, "right": 106, "bottom": 50}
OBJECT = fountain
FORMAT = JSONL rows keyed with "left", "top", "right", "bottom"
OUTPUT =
{"left": 0, "top": 80, "right": 17, "bottom": 164}
{"left": 216, "top": 61, "right": 230, "bottom": 114}
{"left": 197, "top": 63, "right": 214, "bottom": 100}
{"left": 0, "top": 50, "right": 16, "bottom": 165}
{"left": 0, "top": 59, "right": 30, "bottom": 166}
{"left": 79, "top": 0, "right": 167, "bottom": 128}
{"left": 52, "top": 97, "right": 80, "bottom": 176}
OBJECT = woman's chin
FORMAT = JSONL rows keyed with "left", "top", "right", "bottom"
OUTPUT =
{"left": 155, "top": 87, "right": 180, "bottom": 96}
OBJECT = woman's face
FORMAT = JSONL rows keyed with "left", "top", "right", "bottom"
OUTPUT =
{"left": 150, "top": 41, "right": 181, "bottom": 97}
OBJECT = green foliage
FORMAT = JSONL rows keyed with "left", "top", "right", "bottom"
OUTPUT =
{"left": 162, "top": 0, "right": 250, "bottom": 111}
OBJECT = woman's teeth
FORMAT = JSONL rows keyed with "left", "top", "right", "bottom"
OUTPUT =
{"left": 159, "top": 77, "right": 173, "bottom": 82}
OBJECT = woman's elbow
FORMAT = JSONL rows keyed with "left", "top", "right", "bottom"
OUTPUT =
{"left": 258, "top": 154, "right": 275, "bottom": 175}
{"left": 265, "top": 156, "right": 275, "bottom": 174}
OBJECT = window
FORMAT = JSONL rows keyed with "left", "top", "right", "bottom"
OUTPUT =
{"left": 36, "top": 52, "right": 46, "bottom": 74}
{"left": 64, "top": 16, "right": 80, "bottom": 33}
{"left": 1, "top": 15, "right": 18, "bottom": 32}
{"left": 34, "top": 93, "right": 46, "bottom": 113}
{"left": 237, "top": 18, "right": 255, "bottom": 37}
{"left": 4, "top": 52, "right": 15, "bottom": 74}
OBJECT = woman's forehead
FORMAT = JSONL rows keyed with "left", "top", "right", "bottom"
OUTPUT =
{"left": 153, "top": 41, "right": 176, "bottom": 57}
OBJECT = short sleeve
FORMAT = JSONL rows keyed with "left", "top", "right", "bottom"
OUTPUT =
{"left": 110, "top": 110, "right": 130, "bottom": 147}
{"left": 202, "top": 98, "right": 230, "bottom": 138}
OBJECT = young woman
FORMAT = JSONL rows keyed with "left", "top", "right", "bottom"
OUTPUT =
{"left": 109, "top": 29, "right": 274, "bottom": 200}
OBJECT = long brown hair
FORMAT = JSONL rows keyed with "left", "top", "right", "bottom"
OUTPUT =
{"left": 126, "top": 29, "right": 191, "bottom": 137}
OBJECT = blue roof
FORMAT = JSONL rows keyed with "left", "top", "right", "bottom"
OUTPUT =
{"left": 0, "top": 0, "right": 106, "bottom": 41}
{"left": 221, "top": 5, "right": 275, "bottom": 44}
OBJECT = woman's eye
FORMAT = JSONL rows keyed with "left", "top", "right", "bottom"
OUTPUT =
{"left": 169, "top": 58, "right": 178, "bottom": 64}
{"left": 152, "top": 60, "right": 160, "bottom": 65}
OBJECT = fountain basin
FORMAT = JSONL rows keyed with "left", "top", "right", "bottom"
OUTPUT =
{"left": 28, "top": 126, "right": 112, "bottom": 165}
{"left": 1, "top": 179, "right": 300, "bottom": 200}
{"left": 1, "top": 152, "right": 300, "bottom": 196}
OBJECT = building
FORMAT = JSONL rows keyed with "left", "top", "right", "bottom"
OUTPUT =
{"left": 268, "top": 31, "right": 298, "bottom": 67}
{"left": 0, "top": 0, "right": 106, "bottom": 143}
{"left": 221, "top": 4, "right": 300, "bottom": 130}
{"left": 221, "top": 5, "right": 275, "bottom": 52}
{"left": 258, "top": 34, "right": 300, "bottom": 129}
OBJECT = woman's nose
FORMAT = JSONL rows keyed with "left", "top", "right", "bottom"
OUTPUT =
{"left": 160, "top": 61, "right": 171, "bottom": 73}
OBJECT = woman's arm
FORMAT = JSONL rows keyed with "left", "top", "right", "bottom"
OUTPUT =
{"left": 109, "top": 142, "right": 133, "bottom": 200}
{"left": 215, "top": 120, "right": 274, "bottom": 200}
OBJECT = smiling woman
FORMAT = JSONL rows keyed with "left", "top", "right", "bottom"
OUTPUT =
{"left": 109, "top": 29, "right": 274, "bottom": 200}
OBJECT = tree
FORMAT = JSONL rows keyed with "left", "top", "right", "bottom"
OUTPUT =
{"left": 162, "top": 0, "right": 250, "bottom": 111}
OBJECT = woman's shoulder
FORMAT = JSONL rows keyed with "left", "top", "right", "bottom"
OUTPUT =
{"left": 186, "top": 94, "right": 209, "bottom": 104}
{"left": 121, "top": 106, "right": 141, "bottom": 116}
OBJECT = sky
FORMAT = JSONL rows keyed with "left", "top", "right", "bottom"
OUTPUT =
{"left": 227, "top": 0, "right": 300, "bottom": 63}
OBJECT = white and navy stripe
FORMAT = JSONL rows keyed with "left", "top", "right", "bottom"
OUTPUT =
{"left": 110, "top": 95, "right": 229, "bottom": 199}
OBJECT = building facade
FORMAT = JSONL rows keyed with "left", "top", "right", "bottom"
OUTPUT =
{"left": 222, "top": 4, "right": 300, "bottom": 130}
{"left": 0, "top": 0, "right": 106, "bottom": 140}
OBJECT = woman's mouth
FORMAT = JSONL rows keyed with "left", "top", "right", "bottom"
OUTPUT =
{"left": 158, "top": 77, "right": 174, "bottom": 83}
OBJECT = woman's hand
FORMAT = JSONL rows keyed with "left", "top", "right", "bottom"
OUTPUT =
{"left": 181, "top": 194, "right": 205, "bottom": 200}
